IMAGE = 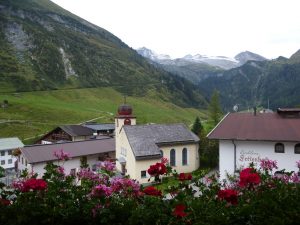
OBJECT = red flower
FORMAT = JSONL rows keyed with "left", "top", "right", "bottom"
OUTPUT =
{"left": 173, "top": 204, "right": 187, "bottom": 218}
{"left": 147, "top": 162, "right": 167, "bottom": 176}
{"left": 217, "top": 189, "right": 238, "bottom": 205}
{"left": 178, "top": 173, "right": 192, "bottom": 181}
{"left": 143, "top": 186, "right": 162, "bottom": 197}
{"left": 239, "top": 168, "right": 261, "bottom": 188}
{"left": 0, "top": 198, "right": 10, "bottom": 206}
{"left": 21, "top": 178, "right": 48, "bottom": 192}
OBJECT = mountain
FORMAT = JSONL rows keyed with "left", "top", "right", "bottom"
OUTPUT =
{"left": 234, "top": 51, "right": 267, "bottom": 65}
{"left": 0, "top": 0, "right": 207, "bottom": 108}
{"left": 198, "top": 50, "right": 300, "bottom": 111}
{"left": 136, "top": 47, "right": 267, "bottom": 83}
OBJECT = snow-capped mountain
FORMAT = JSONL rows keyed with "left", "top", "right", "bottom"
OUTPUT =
{"left": 136, "top": 47, "right": 267, "bottom": 70}
{"left": 136, "top": 47, "right": 172, "bottom": 62}
{"left": 234, "top": 51, "right": 267, "bottom": 65}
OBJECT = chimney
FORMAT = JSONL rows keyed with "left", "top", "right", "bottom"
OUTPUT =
{"left": 253, "top": 106, "right": 257, "bottom": 116}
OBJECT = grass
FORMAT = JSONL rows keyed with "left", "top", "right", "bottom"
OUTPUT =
{"left": 0, "top": 87, "right": 208, "bottom": 143}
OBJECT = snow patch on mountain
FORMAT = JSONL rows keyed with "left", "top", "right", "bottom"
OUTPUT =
{"left": 136, "top": 47, "right": 267, "bottom": 70}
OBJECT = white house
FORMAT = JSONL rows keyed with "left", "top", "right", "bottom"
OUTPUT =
{"left": 115, "top": 104, "right": 200, "bottom": 184}
{"left": 0, "top": 137, "right": 24, "bottom": 172}
{"left": 18, "top": 137, "right": 115, "bottom": 177}
{"left": 208, "top": 108, "right": 300, "bottom": 180}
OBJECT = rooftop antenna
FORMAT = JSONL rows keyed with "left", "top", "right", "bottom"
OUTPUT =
{"left": 268, "top": 98, "right": 270, "bottom": 109}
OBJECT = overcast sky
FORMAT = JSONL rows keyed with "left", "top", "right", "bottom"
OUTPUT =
{"left": 51, "top": 0, "right": 300, "bottom": 59}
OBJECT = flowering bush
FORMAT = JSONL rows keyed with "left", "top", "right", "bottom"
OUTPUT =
{"left": 178, "top": 173, "right": 192, "bottom": 181}
{"left": 217, "top": 189, "right": 238, "bottom": 205}
{"left": 1, "top": 156, "right": 300, "bottom": 225}
{"left": 238, "top": 167, "right": 261, "bottom": 188}
{"left": 143, "top": 186, "right": 162, "bottom": 197}
{"left": 13, "top": 178, "right": 47, "bottom": 192}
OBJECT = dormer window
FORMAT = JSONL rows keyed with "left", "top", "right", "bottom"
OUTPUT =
{"left": 275, "top": 143, "right": 284, "bottom": 153}
{"left": 295, "top": 143, "right": 300, "bottom": 154}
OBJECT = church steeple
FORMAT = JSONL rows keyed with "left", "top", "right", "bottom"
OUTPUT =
{"left": 115, "top": 103, "right": 136, "bottom": 134}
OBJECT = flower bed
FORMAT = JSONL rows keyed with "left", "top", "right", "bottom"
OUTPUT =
{"left": 0, "top": 154, "right": 300, "bottom": 225}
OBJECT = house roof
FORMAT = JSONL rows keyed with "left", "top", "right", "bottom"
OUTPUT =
{"left": 83, "top": 123, "right": 115, "bottom": 131}
{"left": 22, "top": 137, "right": 115, "bottom": 164}
{"left": 0, "top": 137, "right": 24, "bottom": 151}
{"left": 123, "top": 124, "right": 199, "bottom": 160}
{"left": 60, "top": 125, "right": 94, "bottom": 136}
{"left": 207, "top": 112, "right": 300, "bottom": 142}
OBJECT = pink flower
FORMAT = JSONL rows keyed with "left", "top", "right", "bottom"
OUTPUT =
{"left": 296, "top": 160, "right": 300, "bottom": 169}
{"left": 97, "top": 161, "right": 115, "bottom": 172}
{"left": 260, "top": 158, "right": 278, "bottom": 171}
{"left": 91, "top": 184, "right": 112, "bottom": 197}
{"left": 53, "top": 149, "right": 70, "bottom": 161}
{"left": 110, "top": 177, "right": 140, "bottom": 197}
{"left": 78, "top": 168, "right": 99, "bottom": 181}
{"left": 290, "top": 172, "right": 300, "bottom": 183}
{"left": 239, "top": 168, "right": 261, "bottom": 188}
{"left": 161, "top": 157, "right": 169, "bottom": 164}
{"left": 56, "top": 166, "right": 65, "bottom": 175}
{"left": 173, "top": 204, "right": 188, "bottom": 218}
{"left": 217, "top": 189, "right": 238, "bottom": 205}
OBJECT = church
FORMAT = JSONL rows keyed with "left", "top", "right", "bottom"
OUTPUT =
{"left": 115, "top": 104, "right": 200, "bottom": 183}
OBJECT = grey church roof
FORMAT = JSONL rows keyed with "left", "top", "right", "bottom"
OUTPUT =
{"left": 123, "top": 124, "right": 199, "bottom": 160}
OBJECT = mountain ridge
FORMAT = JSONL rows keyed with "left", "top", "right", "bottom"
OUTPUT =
{"left": 0, "top": 0, "right": 207, "bottom": 108}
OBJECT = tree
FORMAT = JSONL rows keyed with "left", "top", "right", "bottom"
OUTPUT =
{"left": 191, "top": 116, "right": 202, "bottom": 135}
{"left": 208, "top": 90, "right": 223, "bottom": 126}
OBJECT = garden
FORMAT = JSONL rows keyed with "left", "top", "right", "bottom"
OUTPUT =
{"left": 1, "top": 150, "right": 300, "bottom": 225}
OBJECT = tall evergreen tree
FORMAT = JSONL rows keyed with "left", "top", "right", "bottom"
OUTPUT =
{"left": 208, "top": 90, "right": 223, "bottom": 126}
{"left": 191, "top": 116, "right": 202, "bottom": 135}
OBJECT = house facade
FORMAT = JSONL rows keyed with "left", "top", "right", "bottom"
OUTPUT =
{"left": 208, "top": 108, "right": 300, "bottom": 181}
{"left": 115, "top": 104, "right": 200, "bottom": 184}
{"left": 18, "top": 137, "right": 115, "bottom": 177}
{"left": 0, "top": 137, "right": 24, "bottom": 172}
{"left": 35, "top": 125, "right": 95, "bottom": 144}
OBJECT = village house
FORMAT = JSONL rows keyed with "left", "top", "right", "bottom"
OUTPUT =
{"left": 207, "top": 108, "right": 300, "bottom": 181}
{"left": 36, "top": 123, "right": 115, "bottom": 145}
{"left": 82, "top": 123, "right": 115, "bottom": 136}
{"left": 115, "top": 104, "right": 200, "bottom": 184}
{"left": 18, "top": 137, "right": 115, "bottom": 176}
{"left": 35, "top": 125, "right": 96, "bottom": 144}
{"left": 0, "top": 137, "right": 24, "bottom": 172}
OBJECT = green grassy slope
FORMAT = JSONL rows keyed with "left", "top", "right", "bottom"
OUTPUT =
{"left": 0, "top": 88, "right": 207, "bottom": 143}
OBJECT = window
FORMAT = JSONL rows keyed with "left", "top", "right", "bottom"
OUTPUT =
{"left": 22, "top": 157, "right": 24, "bottom": 164}
{"left": 170, "top": 149, "right": 176, "bottom": 166}
{"left": 160, "top": 150, "right": 163, "bottom": 157}
{"left": 8, "top": 159, "right": 12, "bottom": 164}
{"left": 8, "top": 150, "right": 12, "bottom": 155}
{"left": 275, "top": 143, "right": 284, "bottom": 153}
{"left": 25, "top": 159, "right": 27, "bottom": 166}
{"left": 295, "top": 143, "right": 300, "bottom": 154}
{"left": 141, "top": 170, "right": 147, "bottom": 178}
{"left": 1, "top": 160, "right": 5, "bottom": 165}
{"left": 1, "top": 151, "right": 4, "bottom": 156}
{"left": 182, "top": 148, "right": 188, "bottom": 165}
